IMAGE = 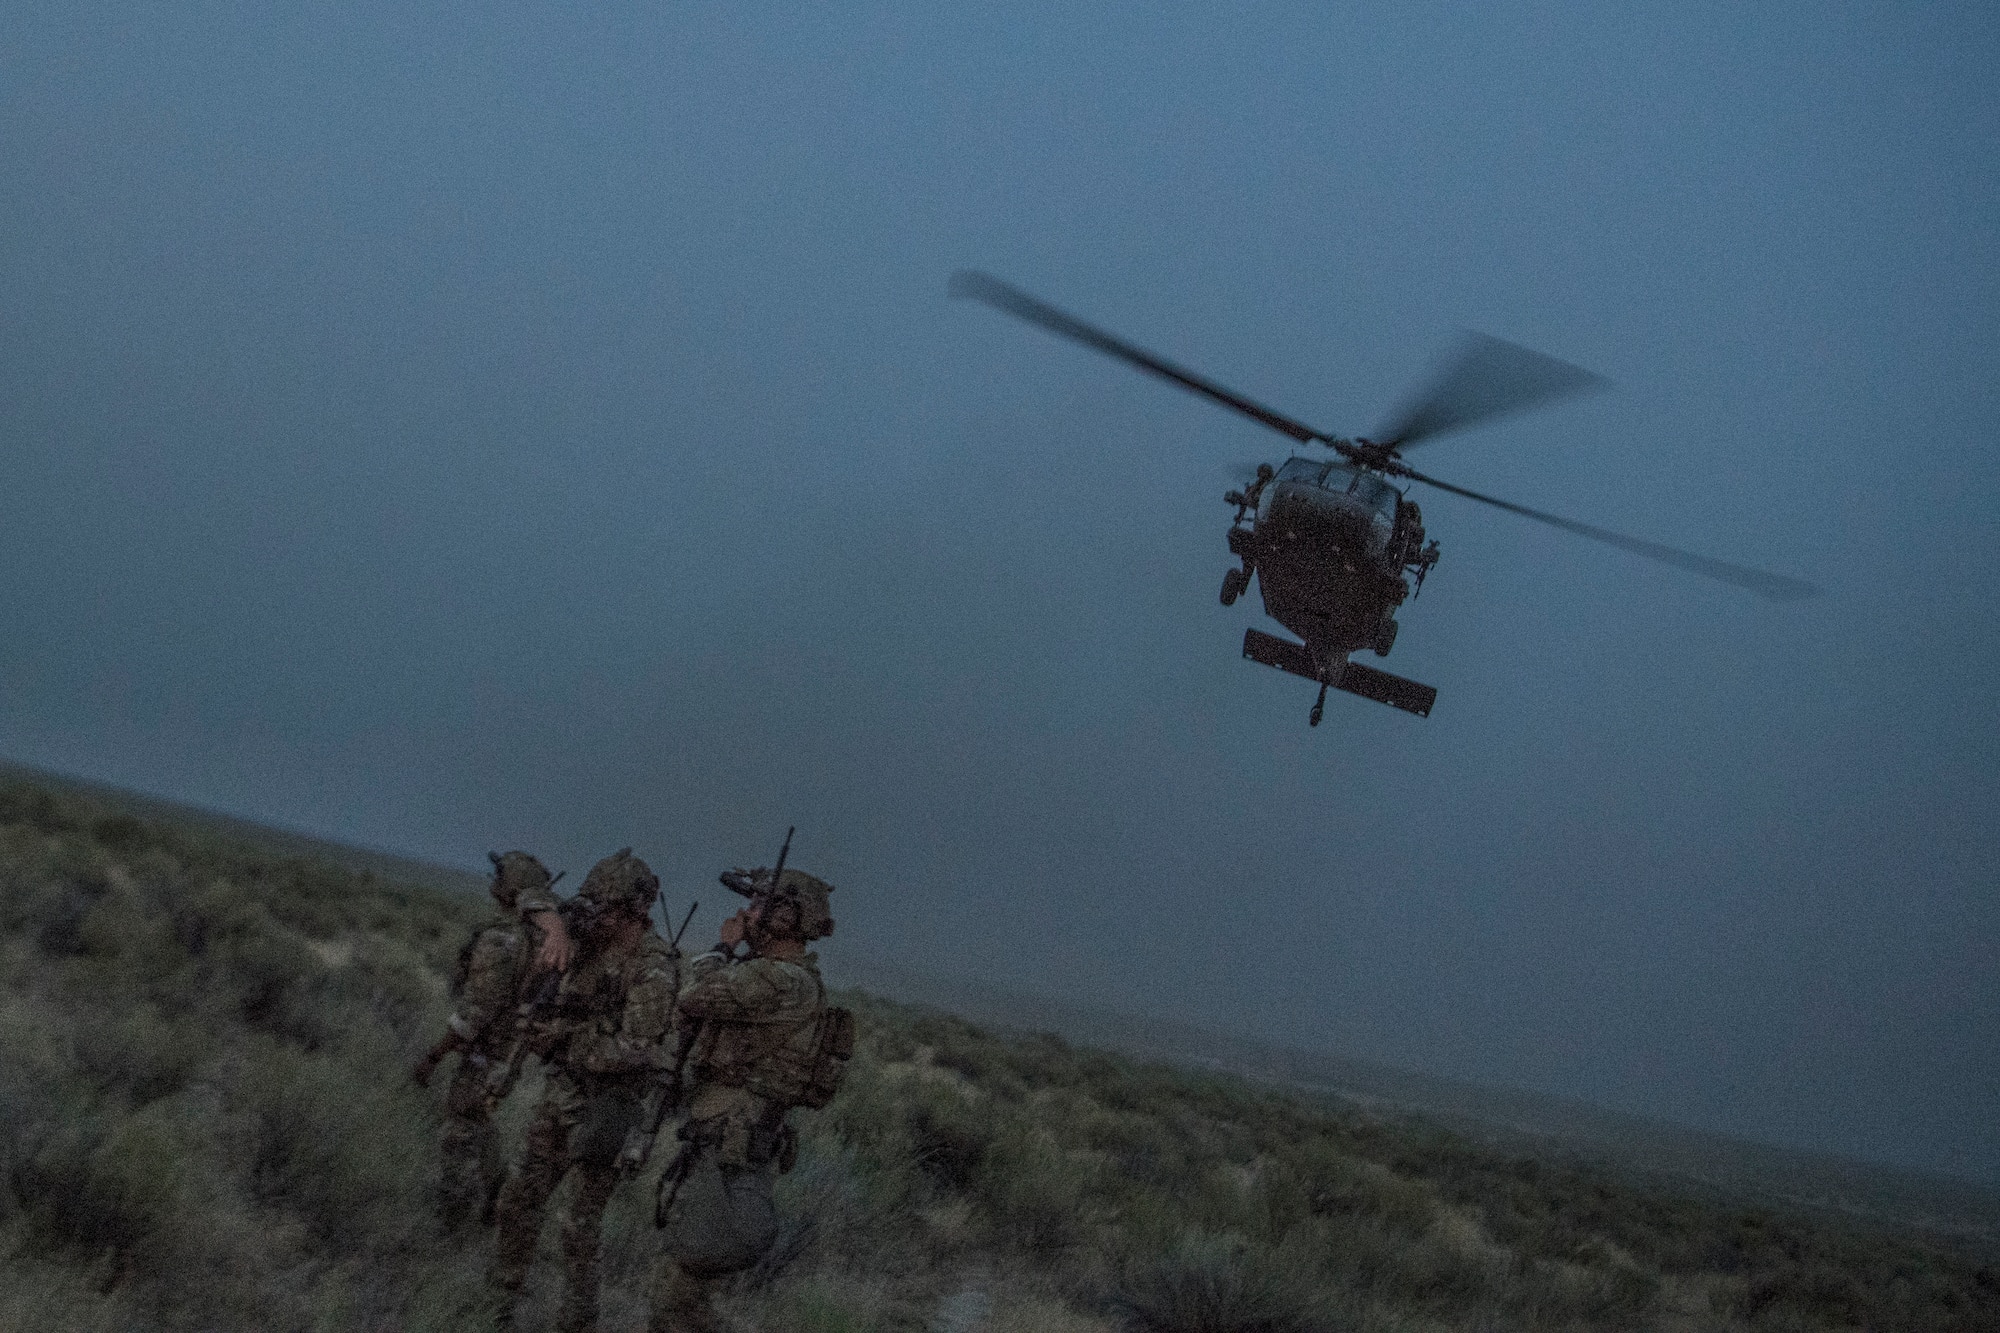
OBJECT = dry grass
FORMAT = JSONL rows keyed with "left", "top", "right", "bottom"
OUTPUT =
{"left": 1, "top": 777, "right": 1996, "bottom": 1332}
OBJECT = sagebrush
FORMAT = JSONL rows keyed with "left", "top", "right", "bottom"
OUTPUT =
{"left": 1, "top": 779, "right": 1995, "bottom": 1332}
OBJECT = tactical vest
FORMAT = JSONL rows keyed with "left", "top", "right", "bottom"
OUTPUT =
{"left": 449, "top": 914, "right": 521, "bottom": 998}
{"left": 546, "top": 931, "right": 680, "bottom": 1081}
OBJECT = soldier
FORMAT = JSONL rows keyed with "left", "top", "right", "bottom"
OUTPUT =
{"left": 489, "top": 849, "right": 682, "bottom": 1333}
{"left": 649, "top": 866, "right": 848, "bottom": 1333}
{"left": 412, "top": 850, "right": 571, "bottom": 1231}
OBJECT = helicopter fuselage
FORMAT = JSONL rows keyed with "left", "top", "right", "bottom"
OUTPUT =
{"left": 1224, "top": 456, "right": 1435, "bottom": 678}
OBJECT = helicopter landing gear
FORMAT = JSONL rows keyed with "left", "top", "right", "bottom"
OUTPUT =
{"left": 1372, "top": 617, "right": 1398, "bottom": 657}
{"left": 1220, "top": 566, "right": 1251, "bottom": 606}
{"left": 1310, "top": 681, "right": 1327, "bottom": 727}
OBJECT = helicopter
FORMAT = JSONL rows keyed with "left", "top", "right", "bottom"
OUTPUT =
{"left": 951, "top": 271, "right": 1818, "bottom": 726}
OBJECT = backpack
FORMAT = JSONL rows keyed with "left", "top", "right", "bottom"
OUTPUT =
{"left": 737, "top": 1002, "right": 856, "bottom": 1110}
{"left": 449, "top": 918, "right": 525, "bottom": 1001}
{"left": 794, "top": 1005, "right": 856, "bottom": 1110}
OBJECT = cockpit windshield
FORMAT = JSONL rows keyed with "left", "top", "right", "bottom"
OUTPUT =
{"left": 1275, "top": 458, "right": 1399, "bottom": 513}
{"left": 1351, "top": 472, "right": 1398, "bottom": 513}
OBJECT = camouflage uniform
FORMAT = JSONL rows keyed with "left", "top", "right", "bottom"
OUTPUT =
{"left": 650, "top": 871, "right": 836, "bottom": 1333}
{"left": 433, "top": 851, "right": 560, "bottom": 1230}
{"left": 490, "top": 850, "right": 681, "bottom": 1333}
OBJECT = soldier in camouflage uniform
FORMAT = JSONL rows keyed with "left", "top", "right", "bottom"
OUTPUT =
{"left": 489, "top": 848, "right": 681, "bottom": 1333}
{"left": 412, "top": 850, "right": 568, "bottom": 1231}
{"left": 649, "top": 868, "right": 838, "bottom": 1333}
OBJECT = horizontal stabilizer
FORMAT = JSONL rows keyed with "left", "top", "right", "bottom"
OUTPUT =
{"left": 1242, "top": 628, "right": 1317, "bottom": 680}
{"left": 1242, "top": 629, "right": 1437, "bottom": 718}
{"left": 1335, "top": 660, "right": 1437, "bottom": 717}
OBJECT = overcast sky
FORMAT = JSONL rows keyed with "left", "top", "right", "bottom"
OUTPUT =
{"left": 3, "top": 0, "right": 1996, "bottom": 1183}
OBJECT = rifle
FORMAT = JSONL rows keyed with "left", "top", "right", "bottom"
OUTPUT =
{"left": 670, "top": 899, "right": 699, "bottom": 950}
{"left": 482, "top": 970, "right": 559, "bottom": 1108}
{"left": 627, "top": 825, "right": 795, "bottom": 1180}
{"left": 483, "top": 896, "right": 601, "bottom": 1109}
{"left": 614, "top": 900, "right": 700, "bottom": 1175}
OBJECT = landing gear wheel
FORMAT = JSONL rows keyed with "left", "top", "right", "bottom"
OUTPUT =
{"left": 1220, "top": 568, "right": 1249, "bottom": 606}
{"left": 1372, "top": 618, "right": 1398, "bottom": 657}
{"left": 1309, "top": 682, "right": 1327, "bottom": 727}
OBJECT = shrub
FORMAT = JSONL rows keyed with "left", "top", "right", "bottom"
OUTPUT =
{"left": 73, "top": 888, "right": 185, "bottom": 987}
{"left": 76, "top": 1105, "right": 199, "bottom": 1268}
{"left": 7, "top": 776, "right": 2000, "bottom": 1333}
{"left": 1111, "top": 1229, "right": 1329, "bottom": 1333}
{"left": 236, "top": 1038, "right": 431, "bottom": 1247}
{"left": 0, "top": 1253, "right": 143, "bottom": 1333}
{"left": 978, "top": 1124, "right": 1094, "bottom": 1256}
{"left": 14, "top": 1115, "right": 145, "bottom": 1259}
{"left": 1286, "top": 1143, "right": 1434, "bottom": 1237}
{"left": 905, "top": 1079, "right": 999, "bottom": 1192}
{"left": 10, "top": 1095, "right": 229, "bottom": 1283}
{"left": 1077, "top": 1104, "right": 1188, "bottom": 1193}
{"left": 30, "top": 874, "right": 110, "bottom": 959}
{"left": 763, "top": 1138, "right": 880, "bottom": 1278}
{"left": 70, "top": 1001, "right": 211, "bottom": 1105}
{"left": 749, "top": 1271, "right": 916, "bottom": 1333}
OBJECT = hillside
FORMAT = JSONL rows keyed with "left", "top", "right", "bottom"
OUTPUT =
{"left": 2, "top": 775, "right": 1996, "bottom": 1332}
{"left": 843, "top": 960, "right": 2000, "bottom": 1254}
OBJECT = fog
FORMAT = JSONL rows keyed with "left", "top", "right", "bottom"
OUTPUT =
{"left": 3, "top": 1, "right": 1996, "bottom": 1181}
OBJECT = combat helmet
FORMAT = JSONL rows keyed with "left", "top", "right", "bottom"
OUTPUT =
{"left": 767, "top": 868, "right": 835, "bottom": 940}
{"left": 486, "top": 850, "right": 553, "bottom": 910}
{"left": 578, "top": 848, "right": 660, "bottom": 915}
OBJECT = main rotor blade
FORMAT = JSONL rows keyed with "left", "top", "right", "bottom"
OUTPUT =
{"left": 1402, "top": 466, "right": 1820, "bottom": 601}
{"left": 1377, "top": 332, "right": 1606, "bottom": 450}
{"left": 951, "top": 270, "right": 1332, "bottom": 446}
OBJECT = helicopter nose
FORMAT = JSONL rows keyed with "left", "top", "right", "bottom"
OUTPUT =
{"left": 1269, "top": 486, "right": 1376, "bottom": 548}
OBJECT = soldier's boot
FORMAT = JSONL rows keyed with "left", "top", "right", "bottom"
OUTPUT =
{"left": 646, "top": 1258, "right": 722, "bottom": 1333}
{"left": 555, "top": 1164, "right": 618, "bottom": 1333}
